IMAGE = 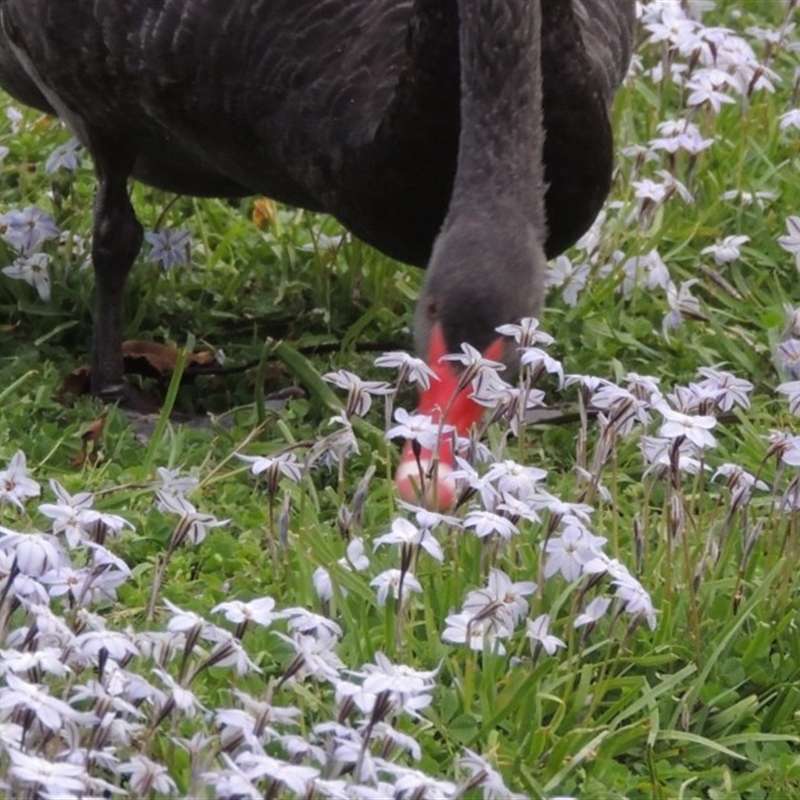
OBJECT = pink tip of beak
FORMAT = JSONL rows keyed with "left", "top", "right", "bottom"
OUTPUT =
{"left": 395, "top": 450, "right": 457, "bottom": 511}
{"left": 395, "top": 324, "right": 504, "bottom": 510}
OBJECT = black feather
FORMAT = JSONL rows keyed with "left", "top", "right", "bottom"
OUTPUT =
{"left": 0, "top": 0, "right": 635, "bottom": 395}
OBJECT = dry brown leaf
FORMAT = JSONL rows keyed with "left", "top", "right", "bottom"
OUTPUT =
{"left": 70, "top": 451, "right": 91, "bottom": 467}
{"left": 60, "top": 341, "right": 219, "bottom": 401}
{"left": 60, "top": 365, "right": 91, "bottom": 400}
{"left": 72, "top": 410, "right": 107, "bottom": 467}
{"left": 80, "top": 410, "right": 107, "bottom": 444}
{"left": 122, "top": 340, "right": 216, "bottom": 378}
{"left": 252, "top": 197, "right": 277, "bottom": 229}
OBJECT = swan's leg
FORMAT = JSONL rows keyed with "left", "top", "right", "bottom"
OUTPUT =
{"left": 88, "top": 140, "right": 143, "bottom": 400}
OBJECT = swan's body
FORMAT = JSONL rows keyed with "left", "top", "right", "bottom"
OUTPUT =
{"left": 0, "top": 0, "right": 635, "bottom": 411}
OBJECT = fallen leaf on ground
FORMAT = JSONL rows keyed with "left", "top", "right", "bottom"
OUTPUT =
{"left": 72, "top": 409, "right": 107, "bottom": 467}
{"left": 59, "top": 340, "right": 219, "bottom": 399}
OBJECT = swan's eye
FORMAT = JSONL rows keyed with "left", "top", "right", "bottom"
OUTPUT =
{"left": 426, "top": 298, "right": 438, "bottom": 318}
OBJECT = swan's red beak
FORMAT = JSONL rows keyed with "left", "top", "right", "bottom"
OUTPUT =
{"left": 395, "top": 323, "right": 504, "bottom": 509}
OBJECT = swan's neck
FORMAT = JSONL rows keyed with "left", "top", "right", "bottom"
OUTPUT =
{"left": 449, "top": 0, "right": 546, "bottom": 228}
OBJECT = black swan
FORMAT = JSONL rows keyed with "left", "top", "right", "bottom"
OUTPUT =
{"left": 0, "top": 0, "right": 635, "bottom": 503}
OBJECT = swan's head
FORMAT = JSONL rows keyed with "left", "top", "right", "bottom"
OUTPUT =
{"left": 415, "top": 208, "right": 545, "bottom": 358}
{"left": 395, "top": 209, "right": 546, "bottom": 509}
